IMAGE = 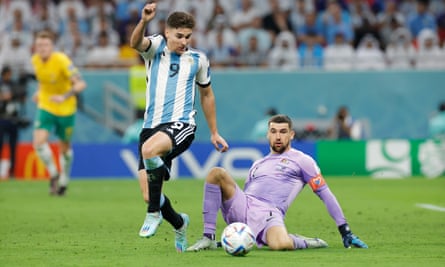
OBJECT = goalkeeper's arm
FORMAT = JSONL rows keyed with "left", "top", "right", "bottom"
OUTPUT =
{"left": 315, "top": 186, "right": 368, "bottom": 248}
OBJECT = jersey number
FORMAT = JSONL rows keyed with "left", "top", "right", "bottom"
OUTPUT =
{"left": 169, "top": 63, "right": 179, "bottom": 77}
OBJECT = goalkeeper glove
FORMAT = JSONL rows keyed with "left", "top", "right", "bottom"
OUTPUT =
{"left": 338, "top": 223, "right": 368, "bottom": 249}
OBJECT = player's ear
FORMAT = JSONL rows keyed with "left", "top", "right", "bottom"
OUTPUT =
{"left": 289, "top": 129, "right": 295, "bottom": 139}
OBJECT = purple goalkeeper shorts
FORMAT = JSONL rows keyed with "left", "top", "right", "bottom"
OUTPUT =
{"left": 221, "top": 185, "right": 284, "bottom": 247}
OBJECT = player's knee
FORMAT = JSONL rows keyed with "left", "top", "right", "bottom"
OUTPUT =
{"left": 206, "top": 167, "right": 227, "bottom": 183}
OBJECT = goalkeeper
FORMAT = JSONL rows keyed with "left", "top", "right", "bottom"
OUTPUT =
{"left": 187, "top": 114, "right": 368, "bottom": 251}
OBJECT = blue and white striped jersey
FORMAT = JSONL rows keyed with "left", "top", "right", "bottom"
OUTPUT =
{"left": 139, "top": 34, "right": 211, "bottom": 129}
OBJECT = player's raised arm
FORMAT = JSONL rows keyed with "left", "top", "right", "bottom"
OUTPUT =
{"left": 130, "top": 3, "right": 156, "bottom": 52}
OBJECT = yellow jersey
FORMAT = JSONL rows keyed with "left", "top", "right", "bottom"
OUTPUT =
{"left": 31, "top": 52, "right": 80, "bottom": 116}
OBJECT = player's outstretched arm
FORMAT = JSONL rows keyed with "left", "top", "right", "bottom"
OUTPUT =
{"left": 338, "top": 223, "right": 368, "bottom": 248}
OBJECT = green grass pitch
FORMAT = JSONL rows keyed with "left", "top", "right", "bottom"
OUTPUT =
{"left": 1, "top": 177, "right": 444, "bottom": 267}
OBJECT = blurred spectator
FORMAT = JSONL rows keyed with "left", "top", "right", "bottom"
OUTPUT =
{"left": 0, "top": 33, "right": 32, "bottom": 77}
{"left": 298, "top": 32, "right": 324, "bottom": 69}
{"left": 350, "top": 0, "right": 382, "bottom": 49}
{"left": 175, "top": 0, "right": 215, "bottom": 33}
{"left": 2, "top": 8, "right": 33, "bottom": 50}
{"left": 206, "top": 1, "right": 228, "bottom": 31}
{"left": 118, "top": 24, "right": 141, "bottom": 68}
{"left": 90, "top": 15, "right": 120, "bottom": 47}
{"left": 415, "top": 28, "right": 445, "bottom": 69}
{"left": 289, "top": 0, "right": 312, "bottom": 35}
{"left": 84, "top": 31, "right": 120, "bottom": 69}
{"left": 399, "top": 0, "right": 418, "bottom": 17}
{"left": 429, "top": 101, "right": 445, "bottom": 138}
{"left": 327, "top": 105, "right": 362, "bottom": 140}
{"left": 58, "top": 20, "right": 89, "bottom": 68}
{"left": 267, "top": 31, "right": 299, "bottom": 70}
{"left": 376, "top": 0, "right": 406, "bottom": 47}
{"left": 86, "top": 0, "right": 115, "bottom": 24}
{"left": 385, "top": 27, "right": 416, "bottom": 69}
{"left": 324, "top": 31, "right": 355, "bottom": 70}
{"left": 407, "top": 0, "right": 437, "bottom": 39}
{"left": 230, "top": 0, "right": 262, "bottom": 32}
{"left": 318, "top": 0, "right": 354, "bottom": 45}
{"left": 0, "top": 66, "right": 30, "bottom": 179}
{"left": 30, "top": 0, "right": 59, "bottom": 35}
{"left": 58, "top": 4, "right": 89, "bottom": 37}
{"left": 237, "top": 35, "right": 268, "bottom": 68}
{"left": 207, "top": 15, "right": 239, "bottom": 54}
{"left": 1, "top": 0, "right": 32, "bottom": 27}
{"left": 297, "top": 11, "right": 325, "bottom": 46}
{"left": 207, "top": 28, "right": 238, "bottom": 68}
{"left": 262, "top": 0, "right": 294, "bottom": 40}
{"left": 250, "top": 107, "right": 278, "bottom": 141}
{"left": 354, "top": 34, "right": 386, "bottom": 70}
{"left": 58, "top": 0, "right": 87, "bottom": 22}
{"left": 238, "top": 15, "right": 272, "bottom": 55}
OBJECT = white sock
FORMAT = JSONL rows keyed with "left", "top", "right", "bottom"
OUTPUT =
{"left": 35, "top": 143, "right": 58, "bottom": 177}
{"left": 59, "top": 149, "right": 73, "bottom": 187}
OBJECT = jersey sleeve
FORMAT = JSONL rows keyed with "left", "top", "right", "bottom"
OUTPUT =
{"left": 139, "top": 34, "right": 164, "bottom": 60}
{"left": 59, "top": 53, "right": 79, "bottom": 79}
{"left": 299, "top": 153, "right": 327, "bottom": 192}
{"left": 195, "top": 52, "right": 211, "bottom": 87}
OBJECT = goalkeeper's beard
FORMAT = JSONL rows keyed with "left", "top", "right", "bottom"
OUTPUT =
{"left": 270, "top": 141, "right": 289, "bottom": 154}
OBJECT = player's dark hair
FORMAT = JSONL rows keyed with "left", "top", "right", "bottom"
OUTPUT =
{"left": 166, "top": 11, "right": 195, "bottom": 29}
{"left": 268, "top": 114, "right": 293, "bottom": 129}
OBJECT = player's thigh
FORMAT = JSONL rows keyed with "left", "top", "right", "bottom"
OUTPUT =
{"left": 141, "top": 131, "right": 172, "bottom": 158}
{"left": 221, "top": 185, "right": 247, "bottom": 223}
{"left": 265, "top": 225, "right": 294, "bottom": 250}
{"left": 54, "top": 114, "right": 75, "bottom": 142}
{"left": 33, "top": 109, "right": 53, "bottom": 145}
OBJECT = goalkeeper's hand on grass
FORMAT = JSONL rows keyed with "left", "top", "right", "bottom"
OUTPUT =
{"left": 338, "top": 224, "right": 368, "bottom": 249}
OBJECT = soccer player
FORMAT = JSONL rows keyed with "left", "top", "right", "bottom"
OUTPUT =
{"left": 129, "top": 3, "right": 229, "bottom": 252}
{"left": 187, "top": 114, "right": 368, "bottom": 252}
{"left": 31, "top": 30, "right": 86, "bottom": 196}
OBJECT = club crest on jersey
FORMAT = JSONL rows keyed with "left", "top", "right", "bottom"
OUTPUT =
{"left": 309, "top": 175, "right": 326, "bottom": 191}
{"left": 280, "top": 158, "right": 289, "bottom": 164}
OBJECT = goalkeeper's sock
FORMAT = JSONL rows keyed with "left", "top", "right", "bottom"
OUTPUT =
{"left": 160, "top": 194, "right": 184, "bottom": 229}
{"left": 35, "top": 143, "right": 58, "bottom": 177}
{"left": 203, "top": 183, "right": 221, "bottom": 235}
{"left": 204, "top": 233, "right": 215, "bottom": 240}
{"left": 289, "top": 234, "right": 307, "bottom": 249}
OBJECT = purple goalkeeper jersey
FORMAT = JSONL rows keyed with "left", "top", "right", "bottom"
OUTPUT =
{"left": 243, "top": 148, "right": 346, "bottom": 226}
{"left": 244, "top": 148, "right": 321, "bottom": 215}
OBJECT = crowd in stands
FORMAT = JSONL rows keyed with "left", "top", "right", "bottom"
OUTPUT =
{"left": 1, "top": 0, "right": 445, "bottom": 72}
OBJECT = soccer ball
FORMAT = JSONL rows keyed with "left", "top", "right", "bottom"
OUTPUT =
{"left": 221, "top": 222, "right": 255, "bottom": 256}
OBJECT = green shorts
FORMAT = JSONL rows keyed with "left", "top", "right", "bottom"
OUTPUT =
{"left": 34, "top": 109, "right": 76, "bottom": 142}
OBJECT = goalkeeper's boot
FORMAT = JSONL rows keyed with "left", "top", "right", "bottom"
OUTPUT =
{"left": 139, "top": 211, "right": 162, "bottom": 238}
{"left": 174, "top": 213, "right": 189, "bottom": 252}
{"left": 186, "top": 236, "right": 218, "bottom": 252}
{"left": 295, "top": 234, "right": 328, "bottom": 249}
